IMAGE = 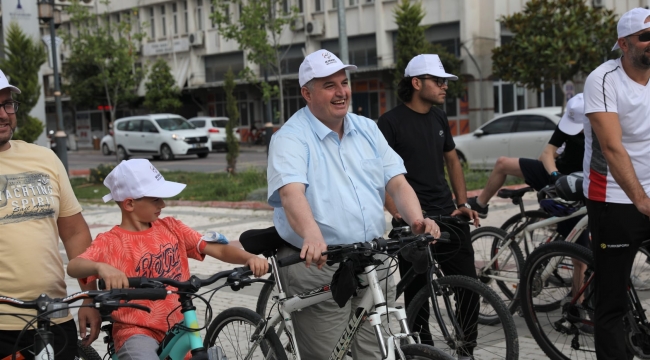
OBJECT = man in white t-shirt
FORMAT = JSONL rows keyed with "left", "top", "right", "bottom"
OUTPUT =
{"left": 582, "top": 7, "right": 650, "bottom": 359}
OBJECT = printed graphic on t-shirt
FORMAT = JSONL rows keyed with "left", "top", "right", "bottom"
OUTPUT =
{"left": 135, "top": 243, "right": 182, "bottom": 279}
{"left": 0, "top": 172, "right": 55, "bottom": 225}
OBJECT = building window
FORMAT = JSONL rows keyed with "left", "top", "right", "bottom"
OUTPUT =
{"left": 149, "top": 7, "right": 156, "bottom": 39}
{"left": 275, "top": 45, "right": 305, "bottom": 75}
{"left": 205, "top": 52, "right": 245, "bottom": 82}
{"left": 184, "top": 1, "right": 189, "bottom": 33}
{"left": 283, "top": 86, "right": 307, "bottom": 122}
{"left": 210, "top": 5, "right": 216, "bottom": 28}
{"left": 195, "top": 0, "right": 203, "bottom": 31}
{"left": 172, "top": 3, "right": 178, "bottom": 35}
{"left": 282, "top": 0, "right": 289, "bottom": 14}
{"left": 349, "top": 0, "right": 357, "bottom": 5}
{"left": 322, "top": 35, "right": 378, "bottom": 67}
{"left": 537, "top": 84, "right": 564, "bottom": 107}
{"left": 315, "top": 0, "right": 321, "bottom": 11}
{"left": 332, "top": 0, "right": 337, "bottom": 8}
{"left": 161, "top": 5, "right": 166, "bottom": 37}
{"left": 493, "top": 80, "right": 527, "bottom": 114}
{"left": 297, "top": 0, "right": 303, "bottom": 13}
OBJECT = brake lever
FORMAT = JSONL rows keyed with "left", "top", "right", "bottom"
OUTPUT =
{"left": 121, "top": 303, "right": 151, "bottom": 313}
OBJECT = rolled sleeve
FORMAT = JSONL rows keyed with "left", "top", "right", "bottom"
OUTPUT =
{"left": 267, "top": 133, "right": 310, "bottom": 207}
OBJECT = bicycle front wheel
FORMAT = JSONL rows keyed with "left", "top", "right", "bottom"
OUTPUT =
{"left": 399, "top": 344, "right": 455, "bottom": 359}
{"left": 204, "top": 307, "right": 287, "bottom": 360}
{"left": 500, "top": 210, "right": 558, "bottom": 256}
{"left": 405, "top": 275, "right": 519, "bottom": 360}
{"left": 471, "top": 226, "right": 524, "bottom": 316}
{"left": 77, "top": 340, "right": 102, "bottom": 360}
{"left": 256, "top": 274, "right": 275, "bottom": 318}
{"left": 519, "top": 241, "right": 595, "bottom": 360}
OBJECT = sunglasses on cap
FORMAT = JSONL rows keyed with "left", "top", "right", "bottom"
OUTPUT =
{"left": 628, "top": 31, "right": 650, "bottom": 43}
{"left": 416, "top": 76, "right": 448, "bottom": 87}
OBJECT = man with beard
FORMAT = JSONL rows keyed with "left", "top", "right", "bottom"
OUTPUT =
{"left": 582, "top": 7, "right": 650, "bottom": 359}
{"left": 377, "top": 54, "right": 480, "bottom": 359}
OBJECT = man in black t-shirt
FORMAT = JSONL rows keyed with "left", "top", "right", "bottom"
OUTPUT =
{"left": 378, "top": 54, "right": 480, "bottom": 359}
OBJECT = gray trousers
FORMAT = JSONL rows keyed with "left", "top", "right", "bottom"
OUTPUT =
{"left": 116, "top": 335, "right": 159, "bottom": 360}
{"left": 277, "top": 245, "right": 397, "bottom": 360}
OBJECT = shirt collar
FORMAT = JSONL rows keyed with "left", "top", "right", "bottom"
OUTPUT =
{"left": 304, "top": 106, "right": 357, "bottom": 141}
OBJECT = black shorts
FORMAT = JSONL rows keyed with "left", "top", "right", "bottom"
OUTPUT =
{"left": 0, "top": 319, "right": 78, "bottom": 360}
{"left": 519, "top": 158, "right": 552, "bottom": 191}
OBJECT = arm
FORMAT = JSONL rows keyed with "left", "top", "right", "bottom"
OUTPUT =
{"left": 67, "top": 257, "right": 129, "bottom": 289}
{"left": 539, "top": 144, "right": 560, "bottom": 174}
{"left": 588, "top": 112, "right": 650, "bottom": 214}
{"left": 384, "top": 192, "right": 400, "bottom": 220}
{"left": 443, "top": 150, "right": 480, "bottom": 226}
{"left": 385, "top": 175, "right": 440, "bottom": 236}
{"left": 202, "top": 243, "right": 268, "bottom": 277}
{"left": 279, "top": 182, "right": 328, "bottom": 269}
{"left": 57, "top": 213, "right": 101, "bottom": 346}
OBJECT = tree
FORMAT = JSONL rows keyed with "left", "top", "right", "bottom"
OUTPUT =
{"left": 211, "top": 0, "right": 299, "bottom": 124}
{"left": 492, "top": 0, "right": 618, "bottom": 108}
{"left": 224, "top": 68, "right": 241, "bottom": 174}
{"left": 62, "top": 1, "right": 145, "bottom": 124}
{"left": 393, "top": 0, "right": 464, "bottom": 99}
{"left": 0, "top": 22, "right": 47, "bottom": 142}
{"left": 144, "top": 59, "right": 182, "bottom": 113}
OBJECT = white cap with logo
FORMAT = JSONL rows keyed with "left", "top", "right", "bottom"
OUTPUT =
{"left": 612, "top": 7, "right": 650, "bottom": 51}
{"left": 299, "top": 49, "right": 357, "bottom": 87}
{"left": 0, "top": 69, "right": 21, "bottom": 94}
{"left": 558, "top": 93, "right": 586, "bottom": 136}
{"left": 404, "top": 54, "right": 458, "bottom": 80}
{"left": 102, "top": 159, "right": 186, "bottom": 202}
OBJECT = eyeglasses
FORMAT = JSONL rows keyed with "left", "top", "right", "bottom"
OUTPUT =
{"left": 417, "top": 76, "right": 448, "bottom": 88}
{"left": 0, "top": 101, "right": 19, "bottom": 114}
{"left": 628, "top": 31, "right": 650, "bottom": 43}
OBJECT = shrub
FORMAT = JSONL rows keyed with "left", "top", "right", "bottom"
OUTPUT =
{"left": 89, "top": 163, "right": 116, "bottom": 184}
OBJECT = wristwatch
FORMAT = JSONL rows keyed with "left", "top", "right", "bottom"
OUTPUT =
{"left": 458, "top": 203, "right": 471, "bottom": 210}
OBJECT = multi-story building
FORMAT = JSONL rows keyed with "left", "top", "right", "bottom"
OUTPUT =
{"left": 34, "top": 0, "right": 650, "bottom": 148}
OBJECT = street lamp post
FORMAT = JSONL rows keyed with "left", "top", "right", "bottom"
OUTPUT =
{"left": 39, "top": 0, "right": 68, "bottom": 172}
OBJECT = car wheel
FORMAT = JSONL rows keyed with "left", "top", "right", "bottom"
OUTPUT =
{"left": 456, "top": 150, "right": 468, "bottom": 168}
{"left": 152, "top": 155, "right": 161, "bottom": 160}
{"left": 102, "top": 143, "right": 111, "bottom": 156}
{"left": 117, "top": 146, "right": 129, "bottom": 161}
{"left": 160, "top": 144, "right": 174, "bottom": 161}
{"left": 197, "top": 152, "right": 208, "bottom": 158}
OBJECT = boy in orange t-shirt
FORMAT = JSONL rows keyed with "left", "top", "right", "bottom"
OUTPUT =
{"left": 67, "top": 159, "right": 268, "bottom": 359}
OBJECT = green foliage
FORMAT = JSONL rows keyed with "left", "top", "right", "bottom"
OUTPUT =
{"left": 224, "top": 68, "right": 240, "bottom": 173}
{"left": 211, "top": 0, "right": 299, "bottom": 123}
{"left": 62, "top": 1, "right": 145, "bottom": 122}
{"left": 393, "top": 0, "right": 465, "bottom": 99}
{"left": 143, "top": 59, "right": 182, "bottom": 113}
{"left": 492, "top": 0, "right": 618, "bottom": 101}
{"left": 89, "top": 163, "right": 116, "bottom": 184}
{"left": 0, "top": 22, "right": 47, "bottom": 143}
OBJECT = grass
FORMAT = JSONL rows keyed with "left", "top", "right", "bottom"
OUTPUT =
{"left": 72, "top": 166, "right": 523, "bottom": 202}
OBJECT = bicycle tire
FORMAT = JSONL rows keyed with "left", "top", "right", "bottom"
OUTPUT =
{"left": 256, "top": 273, "right": 275, "bottom": 318}
{"left": 500, "top": 210, "right": 558, "bottom": 257}
{"left": 76, "top": 340, "right": 102, "bottom": 360}
{"left": 631, "top": 240, "right": 650, "bottom": 291}
{"left": 470, "top": 226, "right": 524, "bottom": 316}
{"left": 399, "top": 344, "right": 455, "bottom": 359}
{"left": 405, "top": 275, "right": 519, "bottom": 360}
{"left": 204, "top": 307, "right": 287, "bottom": 360}
{"left": 519, "top": 241, "right": 595, "bottom": 360}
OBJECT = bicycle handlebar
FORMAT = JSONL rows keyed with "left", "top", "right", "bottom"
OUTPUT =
{"left": 275, "top": 232, "right": 451, "bottom": 268}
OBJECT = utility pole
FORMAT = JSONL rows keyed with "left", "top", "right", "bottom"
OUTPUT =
{"left": 337, "top": 0, "right": 351, "bottom": 113}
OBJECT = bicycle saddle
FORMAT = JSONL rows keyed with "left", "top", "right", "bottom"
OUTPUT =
{"left": 239, "top": 226, "right": 298, "bottom": 256}
{"left": 497, "top": 187, "right": 533, "bottom": 200}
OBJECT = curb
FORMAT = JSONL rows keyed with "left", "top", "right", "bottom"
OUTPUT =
{"left": 80, "top": 198, "right": 273, "bottom": 210}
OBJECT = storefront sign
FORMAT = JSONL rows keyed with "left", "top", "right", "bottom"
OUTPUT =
{"left": 143, "top": 37, "right": 190, "bottom": 56}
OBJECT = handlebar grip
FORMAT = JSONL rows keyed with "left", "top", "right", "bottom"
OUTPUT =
{"left": 98, "top": 277, "right": 147, "bottom": 290}
{"left": 276, "top": 253, "right": 303, "bottom": 267}
{"left": 111, "top": 288, "right": 168, "bottom": 301}
{"left": 437, "top": 232, "right": 451, "bottom": 243}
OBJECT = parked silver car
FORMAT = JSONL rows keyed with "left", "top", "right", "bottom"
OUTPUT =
{"left": 454, "top": 107, "right": 562, "bottom": 170}
{"left": 188, "top": 117, "right": 241, "bottom": 151}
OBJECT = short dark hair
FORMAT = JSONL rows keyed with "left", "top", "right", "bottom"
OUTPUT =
{"left": 397, "top": 77, "right": 415, "bottom": 103}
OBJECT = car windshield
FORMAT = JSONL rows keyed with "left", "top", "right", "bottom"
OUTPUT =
{"left": 212, "top": 120, "right": 228, "bottom": 128}
{"left": 156, "top": 117, "right": 194, "bottom": 130}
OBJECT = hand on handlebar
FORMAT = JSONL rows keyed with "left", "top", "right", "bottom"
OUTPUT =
{"left": 301, "top": 235, "right": 328, "bottom": 269}
{"left": 245, "top": 257, "right": 269, "bottom": 277}
{"left": 411, "top": 218, "right": 441, "bottom": 241}
{"left": 97, "top": 263, "right": 130, "bottom": 290}
{"left": 451, "top": 207, "right": 481, "bottom": 227}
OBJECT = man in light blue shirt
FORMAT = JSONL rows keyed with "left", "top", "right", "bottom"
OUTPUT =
{"left": 267, "top": 49, "right": 440, "bottom": 359}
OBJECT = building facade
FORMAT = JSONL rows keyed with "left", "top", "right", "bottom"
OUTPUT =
{"left": 33, "top": 0, "right": 650, "bottom": 147}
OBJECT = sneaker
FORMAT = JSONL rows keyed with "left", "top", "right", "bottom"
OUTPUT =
{"left": 467, "top": 196, "right": 489, "bottom": 219}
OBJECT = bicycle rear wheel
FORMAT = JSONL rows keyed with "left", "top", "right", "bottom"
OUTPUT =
{"left": 500, "top": 210, "right": 558, "bottom": 257}
{"left": 77, "top": 340, "right": 102, "bottom": 360}
{"left": 519, "top": 241, "right": 595, "bottom": 360}
{"left": 204, "top": 307, "right": 287, "bottom": 360}
{"left": 631, "top": 240, "right": 650, "bottom": 291}
{"left": 405, "top": 275, "right": 519, "bottom": 360}
{"left": 470, "top": 226, "right": 524, "bottom": 316}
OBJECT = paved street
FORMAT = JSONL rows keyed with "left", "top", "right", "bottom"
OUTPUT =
{"left": 60, "top": 193, "right": 555, "bottom": 359}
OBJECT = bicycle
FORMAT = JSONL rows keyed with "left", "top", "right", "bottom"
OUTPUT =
{"left": 0, "top": 287, "right": 168, "bottom": 360}
{"left": 248, "top": 222, "right": 518, "bottom": 360}
{"left": 519, "top": 240, "right": 650, "bottom": 359}
{"left": 97, "top": 266, "right": 285, "bottom": 360}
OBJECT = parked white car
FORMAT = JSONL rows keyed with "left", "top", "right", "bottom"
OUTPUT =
{"left": 100, "top": 134, "right": 114, "bottom": 155}
{"left": 113, "top": 114, "right": 210, "bottom": 161}
{"left": 188, "top": 117, "right": 241, "bottom": 152}
{"left": 454, "top": 107, "right": 562, "bottom": 170}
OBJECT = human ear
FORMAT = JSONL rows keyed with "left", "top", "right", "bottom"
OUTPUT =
{"left": 301, "top": 87, "right": 312, "bottom": 103}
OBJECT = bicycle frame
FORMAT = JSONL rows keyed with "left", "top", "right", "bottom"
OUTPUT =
{"left": 263, "top": 255, "right": 416, "bottom": 360}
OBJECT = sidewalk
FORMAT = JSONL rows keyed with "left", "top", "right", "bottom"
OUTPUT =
{"left": 65, "top": 192, "right": 546, "bottom": 358}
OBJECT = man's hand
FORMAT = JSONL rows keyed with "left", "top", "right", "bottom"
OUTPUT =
{"left": 451, "top": 207, "right": 480, "bottom": 227}
{"left": 78, "top": 305, "right": 101, "bottom": 346}
{"left": 635, "top": 197, "right": 650, "bottom": 218}
{"left": 411, "top": 218, "right": 441, "bottom": 238}
{"left": 97, "top": 263, "right": 129, "bottom": 289}
{"left": 300, "top": 235, "right": 328, "bottom": 269}
{"left": 246, "top": 257, "right": 269, "bottom": 277}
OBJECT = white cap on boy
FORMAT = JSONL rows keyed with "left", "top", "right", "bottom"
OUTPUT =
{"left": 102, "top": 159, "right": 186, "bottom": 202}
{"left": 404, "top": 54, "right": 458, "bottom": 80}
{"left": 558, "top": 93, "right": 586, "bottom": 136}
{"left": 0, "top": 69, "right": 21, "bottom": 94}
{"left": 612, "top": 7, "right": 650, "bottom": 51}
{"left": 298, "top": 49, "right": 357, "bottom": 87}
